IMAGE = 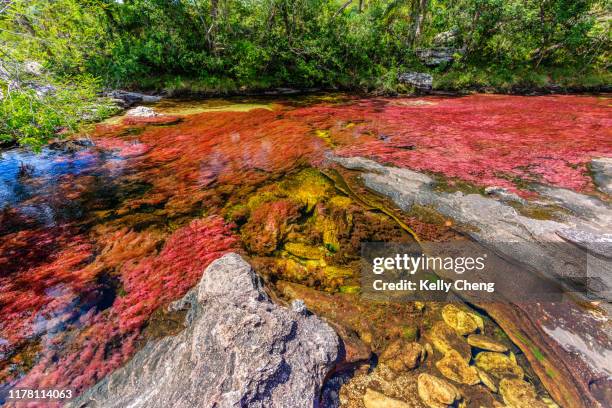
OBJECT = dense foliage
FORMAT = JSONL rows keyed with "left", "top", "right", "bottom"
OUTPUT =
{"left": 0, "top": 0, "right": 610, "bottom": 147}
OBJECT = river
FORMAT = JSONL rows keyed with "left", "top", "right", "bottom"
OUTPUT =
{"left": 0, "top": 94, "right": 610, "bottom": 407}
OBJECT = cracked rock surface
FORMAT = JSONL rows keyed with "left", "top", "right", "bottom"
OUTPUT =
{"left": 70, "top": 253, "right": 339, "bottom": 408}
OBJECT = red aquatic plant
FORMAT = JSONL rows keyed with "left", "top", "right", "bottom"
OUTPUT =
{"left": 3, "top": 216, "right": 238, "bottom": 400}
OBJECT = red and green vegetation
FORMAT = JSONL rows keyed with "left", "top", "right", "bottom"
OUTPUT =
{"left": 1, "top": 0, "right": 610, "bottom": 148}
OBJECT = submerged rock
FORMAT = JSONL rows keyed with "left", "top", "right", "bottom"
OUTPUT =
{"left": 475, "top": 351, "right": 525, "bottom": 380}
{"left": 468, "top": 334, "right": 509, "bottom": 352}
{"left": 417, "top": 373, "right": 461, "bottom": 408}
{"left": 70, "top": 253, "right": 339, "bottom": 408}
{"left": 435, "top": 349, "right": 480, "bottom": 385}
{"left": 379, "top": 339, "right": 425, "bottom": 372}
{"left": 499, "top": 378, "right": 548, "bottom": 408}
{"left": 363, "top": 388, "right": 410, "bottom": 408}
{"left": 441, "top": 304, "right": 484, "bottom": 335}
{"left": 427, "top": 321, "right": 472, "bottom": 361}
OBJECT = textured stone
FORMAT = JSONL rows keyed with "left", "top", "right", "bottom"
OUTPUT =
{"left": 70, "top": 253, "right": 339, "bottom": 408}
{"left": 126, "top": 106, "right": 159, "bottom": 117}
{"left": 591, "top": 157, "right": 612, "bottom": 195}
{"left": 442, "top": 304, "right": 484, "bottom": 336}
{"left": 107, "top": 90, "right": 161, "bottom": 107}
{"left": 363, "top": 388, "right": 410, "bottom": 408}
{"left": 417, "top": 373, "right": 461, "bottom": 408}
{"left": 477, "top": 367, "right": 498, "bottom": 392}
{"left": 379, "top": 339, "right": 425, "bottom": 372}
{"left": 397, "top": 72, "right": 433, "bottom": 90}
{"left": 499, "top": 378, "right": 548, "bottom": 408}
{"left": 468, "top": 334, "right": 509, "bottom": 352}
{"left": 428, "top": 321, "right": 471, "bottom": 361}
{"left": 435, "top": 349, "right": 480, "bottom": 385}
{"left": 415, "top": 48, "right": 457, "bottom": 66}
{"left": 475, "top": 351, "right": 524, "bottom": 380}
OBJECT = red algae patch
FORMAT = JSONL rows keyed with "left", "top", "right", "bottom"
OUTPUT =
{"left": 1, "top": 217, "right": 237, "bottom": 396}
{"left": 0, "top": 94, "right": 609, "bottom": 402}
{"left": 323, "top": 95, "right": 611, "bottom": 194}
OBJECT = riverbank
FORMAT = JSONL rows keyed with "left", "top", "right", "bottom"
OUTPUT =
{"left": 126, "top": 66, "right": 612, "bottom": 98}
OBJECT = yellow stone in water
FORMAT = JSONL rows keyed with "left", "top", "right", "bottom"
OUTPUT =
{"left": 476, "top": 367, "right": 498, "bottom": 393}
{"left": 379, "top": 340, "right": 424, "bottom": 372}
{"left": 435, "top": 349, "right": 480, "bottom": 385}
{"left": 499, "top": 378, "right": 548, "bottom": 408}
{"left": 467, "top": 334, "right": 508, "bottom": 352}
{"left": 442, "top": 304, "right": 484, "bottom": 335}
{"left": 417, "top": 373, "right": 461, "bottom": 408}
{"left": 475, "top": 351, "right": 524, "bottom": 380}
{"left": 363, "top": 388, "right": 410, "bottom": 408}
{"left": 428, "top": 321, "right": 471, "bottom": 362}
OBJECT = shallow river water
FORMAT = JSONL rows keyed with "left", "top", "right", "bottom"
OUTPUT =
{"left": 0, "top": 94, "right": 610, "bottom": 407}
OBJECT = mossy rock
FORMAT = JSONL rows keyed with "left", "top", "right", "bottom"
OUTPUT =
{"left": 441, "top": 304, "right": 484, "bottom": 336}
{"left": 499, "top": 378, "right": 548, "bottom": 408}
{"left": 401, "top": 325, "right": 419, "bottom": 341}
{"left": 475, "top": 351, "right": 524, "bottom": 380}
{"left": 477, "top": 367, "right": 498, "bottom": 392}
{"left": 427, "top": 321, "right": 471, "bottom": 361}
{"left": 435, "top": 349, "right": 480, "bottom": 385}
{"left": 279, "top": 168, "right": 334, "bottom": 212}
{"left": 417, "top": 373, "right": 461, "bottom": 408}
{"left": 339, "top": 285, "right": 360, "bottom": 294}
{"left": 379, "top": 339, "right": 425, "bottom": 372}
{"left": 363, "top": 388, "right": 410, "bottom": 408}
{"left": 467, "top": 334, "right": 508, "bottom": 352}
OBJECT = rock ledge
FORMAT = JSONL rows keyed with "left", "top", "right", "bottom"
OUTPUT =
{"left": 70, "top": 253, "right": 339, "bottom": 408}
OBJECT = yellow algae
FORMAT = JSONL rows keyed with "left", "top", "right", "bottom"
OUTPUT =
{"left": 279, "top": 168, "right": 335, "bottom": 211}
{"left": 284, "top": 242, "right": 327, "bottom": 260}
{"left": 154, "top": 99, "right": 275, "bottom": 115}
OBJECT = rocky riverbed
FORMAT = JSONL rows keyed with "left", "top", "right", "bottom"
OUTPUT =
{"left": 0, "top": 94, "right": 610, "bottom": 407}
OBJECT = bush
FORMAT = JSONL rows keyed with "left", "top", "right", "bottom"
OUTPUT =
{"left": 0, "top": 75, "right": 119, "bottom": 150}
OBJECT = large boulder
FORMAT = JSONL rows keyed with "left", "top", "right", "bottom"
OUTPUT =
{"left": 397, "top": 72, "right": 433, "bottom": 90}
{"left": 70, "top": 253, "right": 339, "bottom": 408}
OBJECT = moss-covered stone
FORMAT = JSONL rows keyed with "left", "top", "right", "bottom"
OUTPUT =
{"left": 475, "top": 351, "right": 525, "bottom": 380}
{"left": 417, "top": 373, "right": 461, "bottom": 408}
{"left": 427, "top": 321, "right": 471, "bottom": 361}
{"left": 441, "top": 304, "right": 484, "bottom": 336}
{"left": 468, "top": 334, "right": 509, "bottom": 352}
{"left": 499, "top": 378, "right": 548, "bottom": 408}
{"left": 435, "top": 349, "right": 480, "bottom": 385}
{"left": 379, "top": 340, "right": 425, "bottom": 372}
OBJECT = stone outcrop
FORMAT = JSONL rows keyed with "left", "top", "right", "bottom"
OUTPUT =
{"left": 329, "top": 155, "right": 611, "bottom": 299}
{"left": 591, "top": 157, "right": 612, "bottom": 195}
{"left": 106, "top": 90, "right": 162, "bottom": 108}
{"left": 397, "top": 72, "right": 433, "bottom": 90}
{"left": 415, "top": 48, "right": 458, "bottom": 66}
{"left": 70, "top": 253, "right": 339, "bottom": 408}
